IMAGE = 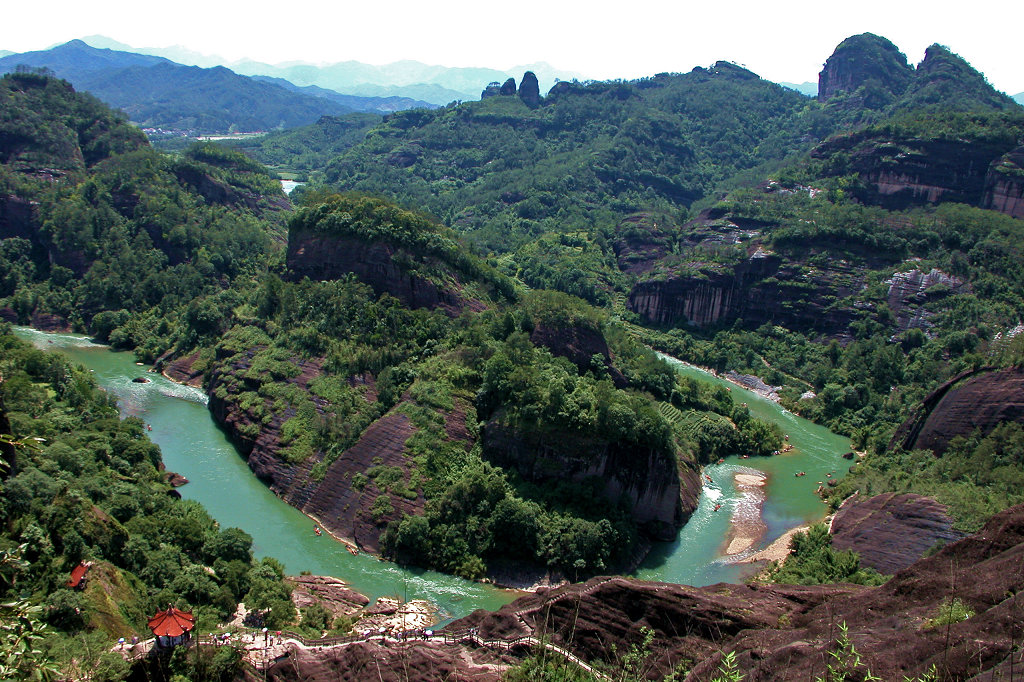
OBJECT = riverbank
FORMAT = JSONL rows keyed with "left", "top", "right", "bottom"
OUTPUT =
{"left": 738, "top": 525, "right": 806, "bottom": 564}
{"left": 671, "top": 359, "right": 784, "bottom": 403}
{"left": 15, "top": 326, "right": 517, "bottom": 621}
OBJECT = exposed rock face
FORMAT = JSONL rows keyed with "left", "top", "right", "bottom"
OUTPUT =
{"left": 982, "top": 146, "right": 1024, "bottom": 219}
{"left": 812, "top": 133, "right": 1012, "bottom": 210}
{"left": 817, "top": 33, "right": 913, "bottom": 104}
{"left": 611, "top": 213, "right": 674, "bottom": 275}
{"left": 206, "top": 343, "right": 431, "bottom": 551}
{"left": 207, "top": 350, "right": 327, "bottom": 488}
{"left": 163, "top": 471, "right": 189, "bottom": 487}
{"left": 157, "top": 349, "right": 205, "bottom": 387}
{"left": 831, "top": 492, "right": 964, "bottom": 574}
{"left": 256, "top": 640, "right": 513, "bottom": 682}
{"left": 172, "top": 163, "right": 261, "bottom": 211}
{"left": 891, "top": 366, "right": 1024, "bottom": 454}
{"left": 481, "top": 420, "right": 694, "bottom": 541}
{"left": 529, "top": 322, "right": 627, "bottom": 388}
{"left": 480, "top": 81, "right": 502, "bottom": 99}
{"left": 286, "top": 230, "right": 480, "bottom": 316}
{"left": 287, "top": 575, "right": 369, "bottom": 618}
{"left": 298, "top": 410, "right": 426, "bottom": 553}
{"left": 447, "top": 503, "right": 1024, "bottom": 681}
{"left": 518, "top": 71, "right": 540, "bottom": 107}
{"left": 885, "top": 267, "right": 966, "bottom": 332}
{"left": 0, "top": 194, "right": 35, "bottom": 240}
{"left": 627, "top": 252, "right": 865, "bottom": 336}
{"left": 29, "top": 310, "right": 70, "bottom": 332}
{"left": 499, "top": 77, "right": 517, "bottom": 96}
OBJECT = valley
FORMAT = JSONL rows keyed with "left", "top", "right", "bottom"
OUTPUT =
{"left": 1, "top": 27, "right": 1024, "bottom": 681}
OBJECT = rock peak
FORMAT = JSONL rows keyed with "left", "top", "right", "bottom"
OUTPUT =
{"left": 817, "top": 32, "right": 912, "bottom": 104}
{"left": 518, "top": 71, "right": 540, "bottom": 107}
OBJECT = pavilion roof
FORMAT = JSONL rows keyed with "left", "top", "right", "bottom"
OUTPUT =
{"left": 66, "top": 562, "right": 90, "bottom": 588}
{"left": 148, "top": 606, "right": 196, "bottom": 637}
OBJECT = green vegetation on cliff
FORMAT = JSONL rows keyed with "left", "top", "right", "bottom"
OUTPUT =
{"left": 0, "top": 72, "right": 287, "bottom": 360}
{"left": 318, "top": 64, "right": 827, "bottom": 256}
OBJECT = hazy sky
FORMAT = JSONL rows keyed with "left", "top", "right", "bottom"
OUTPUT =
{"left": 3, "top": 0, "right": 1022, "bottom": 94}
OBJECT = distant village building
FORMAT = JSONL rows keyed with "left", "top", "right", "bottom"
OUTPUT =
{"left": 66, "top": 561, "right": 91, "bottom": 590}
{"left": 148, "top": 606, "right": 196, "bottom": 648}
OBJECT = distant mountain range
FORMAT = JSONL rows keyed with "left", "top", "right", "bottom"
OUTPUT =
{"left": 78, "top": 35, "right": 578, "bottom": 104}
{"left": 779, "top": 81, "right": 817, "bottom": 96}
{"left": 1014, "top": 92, "right": 1024, "bottom": 105}
{"left": 0, "top": 41, "right": 436, "bottom": 133}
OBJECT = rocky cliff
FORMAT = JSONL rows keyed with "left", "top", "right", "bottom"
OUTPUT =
{"left": 812, "top": 132, "right": 1013, "bottom": 211}
{"left": 0, "top": 194, "right": 35, "bottom": 241}
{"left": 205, "top": 344, "right": 434, "bottom": 550}
{"left": 884, "top": 267, "right": 967, "bottom": 333}
{"left": 263, "top": 503, "right": 1024, "bottom": 680}
{"left": 817, "top": 33, "right": 913, "bottom": 105}
{"left": 983, "top": 145, "right": 1024, "bottom": 218}
{"left": 481, "top": 419, "right": 696, "bottom": 541}
{"left": 298, "top": 410, "right": 427, "bottom": 553}
{"left": 627, "top": 251, "right": 866, "bottom": 337}
{"left": 286, "top": 230, "right": 480, "bottom": 316}
{"left": 891, "top": 365, "right": 1024, "bottom": 454}
{"left": 518, "top": 71, "right": 540, "bottom": 107}
{"left": 528, "top": 322, "right": 627, "bottom": 388}
{"left": 830, "top": 492, "right": 963, "bottom": 574}
{"left": 440, "top": 503, "right": 1024, "bottom": 681}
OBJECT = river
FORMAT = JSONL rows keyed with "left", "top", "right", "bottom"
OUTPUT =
{"left": 15, "top": 329, "right": 850, "bottom": 617}
{"left": 635, "top": 356, "right": 852, "bottom": 585}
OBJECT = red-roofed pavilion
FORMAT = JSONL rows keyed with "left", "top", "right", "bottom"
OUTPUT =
{"left": 66, "top": 561, "right": 90, "bottom": 589}
{"left": 148, "top": 606, "right": 196, "bottom": 648}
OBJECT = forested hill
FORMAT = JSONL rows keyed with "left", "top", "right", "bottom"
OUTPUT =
{"left": 0, "top": 71, "right": 286, "bottom": 356}
{"left": 319, "top": 63, "right": 823, "bottom": 253}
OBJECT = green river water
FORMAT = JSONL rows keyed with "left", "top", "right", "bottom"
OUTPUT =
{"left": 16, "top": 329, "right": 851, "bottom": 619}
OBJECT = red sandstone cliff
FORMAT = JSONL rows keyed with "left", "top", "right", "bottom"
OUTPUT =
{"left": 891, "top": 366, "right": 1024, "bottom": 455}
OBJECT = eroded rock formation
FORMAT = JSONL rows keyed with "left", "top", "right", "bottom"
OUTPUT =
{"left": 518, "top": 71, "right": 540, "bottom": 107}
{"left": 443, "top": 503, "right": 1024, "bottom": 681}
{"left": 885, "top": 267, "right": 966, "bottom": 333}
{"left": 830, "top": 492, "right": 963, "bottom": 574}
{"left": 817, "top": 33, "right": 912, "bottom": 104}
{"left": 264, "top": 502, "right": 1021, "bottom": 680}
{"left": 529, "top": 322, "right": 627, "bottom": 388}
{"left": 812, "top": 133, "right": 1012, "bottom": 211}
{"left": 891, "top": 366, "right": 1024, "bottom": 454}
{"left": 983, "top": 146, "right": 1024, "bottom": 219}
{"left": 627, "top": 251, "right": 866, "bottom": 336}
{"left": 286, "top": 575, "right": 370, "bottom": 618}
